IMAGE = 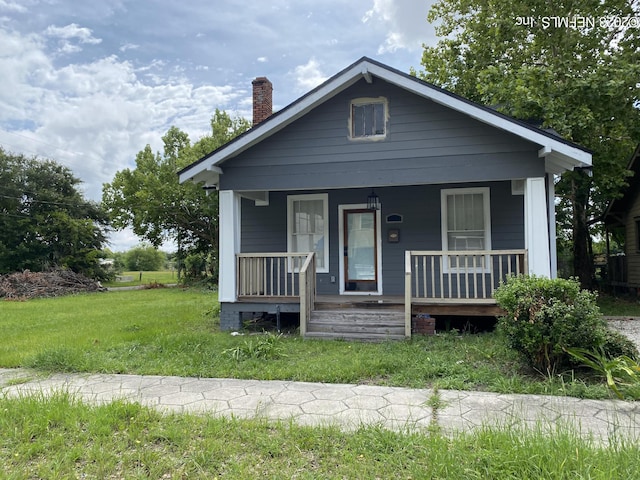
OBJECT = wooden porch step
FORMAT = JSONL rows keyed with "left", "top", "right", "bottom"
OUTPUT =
{"left": 306, "top": 309, "right": 406, "bottom": 340}
{"left": 309, "top": 309, "right": 405, "bottom": 326}
{"left": 304, "top": 331, "right": 407, "bottom": 342}
{"left": 314, "top": 301, "right": 403, "bottom": 311}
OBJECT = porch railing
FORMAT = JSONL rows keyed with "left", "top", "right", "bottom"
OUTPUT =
{"left": 298, "top": 252, "right": 316, "bottom": 336}
{"left": 404, "top": 249, "right": 527, "bottom": 336}
{"left": 236, "top": 252, "right": 316, "bottom": 334}
{"left": 237, "top": 253, "right": 310, "bottom": 298}
{"left": 405, "top": 249, "right": 528, "bottom": 302}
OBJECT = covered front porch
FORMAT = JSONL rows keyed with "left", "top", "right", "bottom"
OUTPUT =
{"left": 231, "top": 249, "right": 526, "bottom": 339}
{"left": 217, "top": 178, "right": 552, "bottom": 339}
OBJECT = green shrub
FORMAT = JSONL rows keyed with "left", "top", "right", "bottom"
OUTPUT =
{"left": 601, "top": 329, "right": 639, "bottom": 360}
{"left": 494, "top": 276, "right": 606, "bottom": 374}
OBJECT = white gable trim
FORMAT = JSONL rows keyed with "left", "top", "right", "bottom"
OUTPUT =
{"left": 362, "top": 62, "right": 591, "bottom": 170}
{"left": 179, "top": 58, "right": 591, "bottom": 185}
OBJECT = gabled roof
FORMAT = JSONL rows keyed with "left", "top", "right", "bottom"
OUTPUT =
{"left": 604, "top": 144, "right": 640, "bottom": 227}
{"left": 179, "top": 56, "right": 592, "bottom": 186}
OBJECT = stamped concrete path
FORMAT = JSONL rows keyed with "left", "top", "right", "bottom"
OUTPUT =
{"left": 1, "top": 368, "right": 639, "bottom": 445}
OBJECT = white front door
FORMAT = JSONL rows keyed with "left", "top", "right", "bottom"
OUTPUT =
{"left": 338, "top": 204, "right": 382, "bottom": 295}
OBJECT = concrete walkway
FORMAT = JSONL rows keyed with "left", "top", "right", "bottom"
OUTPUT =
{"left": 1, "top": 368, "right": 639, "bottom": 445}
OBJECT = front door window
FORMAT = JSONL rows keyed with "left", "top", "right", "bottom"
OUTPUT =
{"left": 344, "top": 209, "right": 378, "bottom": 292}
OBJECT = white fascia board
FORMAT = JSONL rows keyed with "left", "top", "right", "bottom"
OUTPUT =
{"left": 538, "top": 145, "right": 552, "bottom": 157}
{"left": 363, "top": 62, "right": 592, "bottom": 169}
{"left": 179, "top": 166, "right": 222, "bottom": 185}
{"left": 544, "top": 153, "right": 583, "bottom": 175}
{"left": 183, "top": 169, "right": 219, "bottom": 186}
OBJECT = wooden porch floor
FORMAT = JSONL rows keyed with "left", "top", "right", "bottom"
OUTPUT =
{"left": 236, "top": 294, "right": 504, "bottom": 316}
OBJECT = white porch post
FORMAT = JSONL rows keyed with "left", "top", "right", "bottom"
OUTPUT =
{"left": 547, "top": 174, "right": 558, "bottom": 278}
{"left": 219, "top": 190, "right": 241, "bottom": 302}
{"left": 525, "top": 177, "right": 551, "bottom": 277}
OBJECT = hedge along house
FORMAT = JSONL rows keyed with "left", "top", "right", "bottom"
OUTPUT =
{"left": 179, "top": 57, "right": 592, "bottom": 340}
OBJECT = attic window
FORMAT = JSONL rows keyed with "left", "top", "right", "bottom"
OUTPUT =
{"left": 350, "top": 98, "right": 387, "bottom": 139}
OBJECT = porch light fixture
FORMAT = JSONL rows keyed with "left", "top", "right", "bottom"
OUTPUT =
{"left": 367, "top": 189, "right": 381, "bottom": 210}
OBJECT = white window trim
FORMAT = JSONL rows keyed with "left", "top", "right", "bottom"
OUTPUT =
{"left": 348, "top": 97, "right": 388, "bottom": 140}
{"left": 287, "top": 193, "right": 329, "bottom": 273}
{"left": 440, "top": 187, "right": 492, "bottom": 273}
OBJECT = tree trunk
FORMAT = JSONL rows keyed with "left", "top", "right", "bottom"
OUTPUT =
{"left": 572, "top": 171, "right": 594, "bottom": 288}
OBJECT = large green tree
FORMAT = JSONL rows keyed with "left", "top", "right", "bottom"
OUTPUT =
{"left": 102, "top": 110, "right": 251, "bottom": 275}
{"left": 0, "top": 147, "right": 109, "bottom": 278}
{"left": 124, "top": 244, "right": 166, "bottom": 271}
{"left": 417, "top": 0, "right": 640, "bottom": 286}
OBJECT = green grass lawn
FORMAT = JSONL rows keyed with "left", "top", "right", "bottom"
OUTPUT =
{"left": 0, "top": 287, "right": 621, "bottom": 399}
{"left": 2, "top": 289, "right": 639, "bottom": 477}
{"left": 102, "top": 270, "right": 178, "bottom": 287}
{"left": 1, "top": 393, "right": 637, "bottom": 479}
{"left": 596, "top": 293, "right": 640, "bottom": 316}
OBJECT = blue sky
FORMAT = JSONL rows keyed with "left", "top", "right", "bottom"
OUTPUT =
{"left": 0, "top": 0, "right": 436, "bottom": 250}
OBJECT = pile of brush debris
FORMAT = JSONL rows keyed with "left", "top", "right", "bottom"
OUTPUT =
{"left": 0, "top": 269, "right": 105, "bottom": 300}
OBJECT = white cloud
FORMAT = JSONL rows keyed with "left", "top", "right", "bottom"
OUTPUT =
{"left": 291, "top": 58, "right": 328, "bottom": 92}
{"left": 43, "top": 23, "right": 102, "bottom": 55}
{"left": 107, "top": 228, "right": 141, "bottom": 252}
{"left": 44, "top": 23, "right": 102, "bottom": 44}
{"left": 0, "top": 0, "right": 27, "bottom": 13}
{"left": 363, "top": 0, "right": 434, "bottom": 54}
{"left": 0, "top": 25, "right": 249, "bottom": 251}
{"left": 0, "top": 27, "right": 243, "bottom": 206}
{"left": 135, "top": 59, "right": 167, "bottom": 73}
{"left": 119, "top": 43, "right": 139, "bottom": 52}
{"left": 0, "top": 30, "right": 51, "bottom": 123}
{"left": 257, "top": 56, "right": 268, "bottom": 63}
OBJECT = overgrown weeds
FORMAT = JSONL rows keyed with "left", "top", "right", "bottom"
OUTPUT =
{"left": 565, "top": 347, "right": 640, "bottom": 400}
{"left": 223, "top": 332, "right": 288, "bottom": 360}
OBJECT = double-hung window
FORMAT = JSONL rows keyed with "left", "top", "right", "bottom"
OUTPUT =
{"left": 287, "top": 194, "right": 329, "bottom": 272}
{"left": 441, "top": 187, "right": 491, "bottom": 271}
{"left": 350, "top": 98, "right": 387, "bottom": 139}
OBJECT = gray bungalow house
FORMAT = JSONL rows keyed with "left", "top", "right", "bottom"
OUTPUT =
{"left": 179, "top": 57, "right": 592, "bottom": 340}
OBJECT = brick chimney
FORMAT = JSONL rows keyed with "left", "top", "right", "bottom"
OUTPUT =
{"left": 252, "top": 77, "right": 273, "bottom": 126}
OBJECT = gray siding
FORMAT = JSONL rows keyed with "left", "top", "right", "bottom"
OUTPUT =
{"left": 240, "top": 181, "right": 524, "bottom": 295}
{"left": 219, "top": 78, "right": 544, "bottom": 191}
